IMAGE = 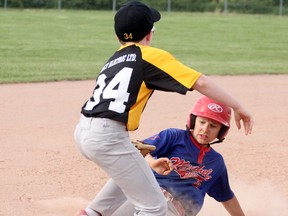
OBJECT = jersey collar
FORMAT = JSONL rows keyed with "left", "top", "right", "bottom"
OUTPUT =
{"left": 189, "top": 132, "right": 211, "bottom": 164}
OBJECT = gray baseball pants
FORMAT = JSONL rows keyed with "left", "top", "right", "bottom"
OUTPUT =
{"left": 74, "top": 115, "right": 167, "bottom": 216}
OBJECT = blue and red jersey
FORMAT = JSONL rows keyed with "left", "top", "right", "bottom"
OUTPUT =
{"left": 143, "top": 128, "right": 234, "bottom": 215}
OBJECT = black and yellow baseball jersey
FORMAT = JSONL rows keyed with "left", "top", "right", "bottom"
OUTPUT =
{"left": 81, "top": 44, "right": 202, "bottom": 131}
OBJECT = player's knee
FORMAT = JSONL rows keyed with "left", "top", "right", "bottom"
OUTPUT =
{"left": 152, "top": 196, "right": 168, "bottom": 216}
{"left": 137, "top": 196, "right": 167, "bottom": 215}
{"left": 159, "top": 198, "right": 168, "bottom": 216}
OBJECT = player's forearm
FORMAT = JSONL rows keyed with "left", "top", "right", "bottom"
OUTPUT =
{"left": 221, "top": 196, "right": 245, "bottom": 216}
{"left": 145, "top": 154, "right": 173, "bottom": 175}
{"left": 192, "top": 75, "right": 243, "bottom": 111}
{"left": 144, "top": 153, "right": 154, "bottom": 164}
{"left": 145, "top": 153, "right": 158, "bottom": 169}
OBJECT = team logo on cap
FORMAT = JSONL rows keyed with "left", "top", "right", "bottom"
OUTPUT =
{"left": 208, "top": 103, "right": 223, "bottom": 113}
{"left": 124, "top": 33, "right": 133, "bottom": 40}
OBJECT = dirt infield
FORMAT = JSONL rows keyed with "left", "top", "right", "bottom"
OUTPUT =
{"left": 0, "top": 75, "right": 287, "bottom": 215}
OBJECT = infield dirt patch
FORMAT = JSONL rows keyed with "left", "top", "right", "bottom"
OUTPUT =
{"left": 0, "top": 75, "right": 287, "bottom": 215}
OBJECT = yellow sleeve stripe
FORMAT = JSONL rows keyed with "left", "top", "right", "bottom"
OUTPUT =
{"left": 127, "top": 82, "right": 153, "bottom": 131}
{"left": 141, "top": 45, "right": 202, "bottom": 89}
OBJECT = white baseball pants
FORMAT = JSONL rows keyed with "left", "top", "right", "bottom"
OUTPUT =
{"left": 74, "top": 115, "right": 167, "bottom": 216}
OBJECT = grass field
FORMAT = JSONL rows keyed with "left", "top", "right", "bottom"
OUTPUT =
{"left": 0, "top": 9, "right": 287, "bottom": 83}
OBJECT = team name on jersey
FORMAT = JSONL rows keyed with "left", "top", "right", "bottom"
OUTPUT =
{"left": 171, "top": 157, "right": 212, "bottom": 187}
{"left": 101, "top": 54, "right": 137, "bottom": 72}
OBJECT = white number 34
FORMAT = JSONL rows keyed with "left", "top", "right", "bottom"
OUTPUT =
{"left": 84, "top": 67, "right": 132, "bottom": 113}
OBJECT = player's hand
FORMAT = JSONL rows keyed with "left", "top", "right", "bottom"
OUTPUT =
{"left": 148, "top": 157, "right": 173, "bottom": 175}
{"left": 233, "top": 106, "right": 254, "bottom": 135}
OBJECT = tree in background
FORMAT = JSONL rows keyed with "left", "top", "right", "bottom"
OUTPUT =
{"left": 1, "top": 0, "right": 287, "bottom": 15}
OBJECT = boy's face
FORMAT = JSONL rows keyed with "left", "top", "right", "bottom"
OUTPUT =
{"left": 192, "top": 116, "right": 222, "bottom": 145}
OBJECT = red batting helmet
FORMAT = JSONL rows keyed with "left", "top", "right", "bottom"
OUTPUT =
{"left": 187, "top": 96, "right": 232, "bottom": 141}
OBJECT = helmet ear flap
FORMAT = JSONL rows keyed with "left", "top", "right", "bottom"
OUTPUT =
{"left": 217, "top": 126, "right": 229, "bottom": 140}
{"left": 188, "top": 114, "right": 196, "bottom": 130}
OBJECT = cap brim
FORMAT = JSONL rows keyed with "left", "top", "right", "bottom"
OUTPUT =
{"left": 126, "top": 1, "right": 160, "bottom": 23}
{"left": 150, "top": 8, "right": 161, "bottom": 22}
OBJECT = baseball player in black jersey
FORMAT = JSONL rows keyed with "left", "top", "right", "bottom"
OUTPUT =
{"left": 74, "top": 1, "right": 253, "bottom": 216}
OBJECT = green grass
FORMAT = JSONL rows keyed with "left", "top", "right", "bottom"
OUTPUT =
{"left": 158, "top": 13, "right": 288, "bottom": 75}
{"left": 0, "top": 9, "right": 288, "bottom": 83}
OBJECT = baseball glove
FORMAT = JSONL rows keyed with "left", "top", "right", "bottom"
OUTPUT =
{"left": 131, "top": 140, "right": 156, "bottom": 157}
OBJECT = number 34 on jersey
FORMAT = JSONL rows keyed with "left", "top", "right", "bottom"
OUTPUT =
{"left": 83, "top": 67, "right": 133, "bottom": 114}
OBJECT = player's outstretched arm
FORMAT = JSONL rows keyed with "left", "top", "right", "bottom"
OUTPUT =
{"left": 221, "top": 195, "right": 245, "bottom": 216}
{"left": 232, "top": 105, "right": 253, "bottom": 135}
{"left": 192, "top": 75, "right": 253, "bottom": 135}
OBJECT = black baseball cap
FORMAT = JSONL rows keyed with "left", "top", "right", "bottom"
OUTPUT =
{"left": 114, "top": 1, "right": 161, "bottom": 42}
